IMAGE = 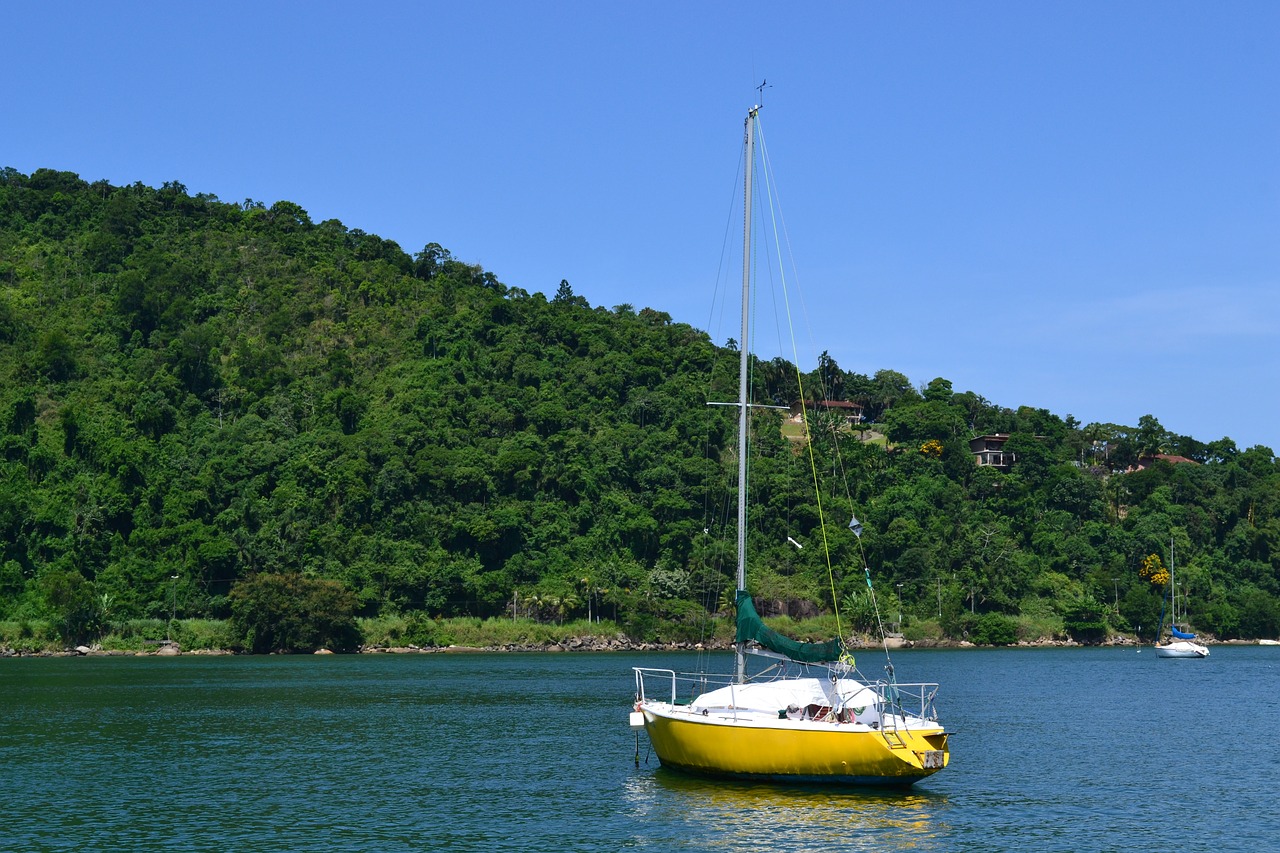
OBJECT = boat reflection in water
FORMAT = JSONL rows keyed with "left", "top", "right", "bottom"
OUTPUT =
{"left": 621, "top": 767, "right": 952, "bottom": 851}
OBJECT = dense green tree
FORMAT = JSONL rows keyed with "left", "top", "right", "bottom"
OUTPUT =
{"left": 229, "top": 573, "right": 360, "bottom": 653}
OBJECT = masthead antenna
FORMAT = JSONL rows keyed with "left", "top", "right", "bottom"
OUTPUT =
{"left": 755, "top": 78, "right": 771, "bottom": 105}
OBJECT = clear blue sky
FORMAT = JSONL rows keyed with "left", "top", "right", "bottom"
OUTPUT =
{"left": 6, "top": 2, "right": 1278, "bottom": 450}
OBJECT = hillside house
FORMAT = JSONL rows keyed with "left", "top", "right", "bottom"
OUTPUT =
{"left": 789, "top": 399, "right": 864, "bottom": 426}
{"left": 1127, "top": 453, "right": 1199, "bottom": 472}
{"left": 971, "top": 434, "right": 1015, "bottom": 470}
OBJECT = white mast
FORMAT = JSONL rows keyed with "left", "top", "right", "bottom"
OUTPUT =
{"left": 737, "top": 106, "right": 758, "bottom": 597}
{"left": 735, "top": 105, "right": 759, "bottom": 684}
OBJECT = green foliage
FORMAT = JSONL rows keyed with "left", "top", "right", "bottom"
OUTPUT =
{"left": 0, "top": 167, "right": 1277, "bottom": 650}
{"left": 229, "top": 573, "right": 360, "bottom": 653}
{"left": 902, "top": 619, "right": 944, "bottom": 643}
{"left": 40, "top": 571, "right": 111, "bottom": 645}
{"left": 839, "top": 591, "right": 880, "bottom": 634}
{"left": 968, "top": 612, "right": 1020, "bottom": 646}
{"left": 1061, "top": 596, "right": 1109, "bottom": 643}
{"left": 352, "top": 614, "right": 634, "bottom": 649}
{"left": 0, "top": 619, "right": 59, "bottom": 652}
{"left": 1233, "top": 587, "right": 1279, "bottom": 638}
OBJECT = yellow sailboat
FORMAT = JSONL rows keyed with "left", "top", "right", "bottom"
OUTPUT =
{"left": 630, "top": 103, "right": 949, "bottom": 786}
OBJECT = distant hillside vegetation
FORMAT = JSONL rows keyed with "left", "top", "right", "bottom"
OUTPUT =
{"left": 1, "top": 167, "right": 1277, "bottom": 646}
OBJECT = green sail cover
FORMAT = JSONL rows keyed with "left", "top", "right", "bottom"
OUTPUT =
{"left": 735, "top": 590, "right": 843, "bottom": 664}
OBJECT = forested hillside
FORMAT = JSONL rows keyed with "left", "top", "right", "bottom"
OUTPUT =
{"left": 2, "top": 168, "right": 1278, "bottom": 648}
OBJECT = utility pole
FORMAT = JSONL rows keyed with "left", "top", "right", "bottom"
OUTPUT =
{"left": 168, "top": 575, "right": 178, "bottom": 642}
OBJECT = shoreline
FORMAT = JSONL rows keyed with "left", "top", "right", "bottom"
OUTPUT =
{"left": 3, "top": 635, "right": 1267, "bottom": 658}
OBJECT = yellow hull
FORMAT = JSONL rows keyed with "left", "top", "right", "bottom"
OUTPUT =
{"left": 642, "top": 707, "right": 948, "bottom": 786}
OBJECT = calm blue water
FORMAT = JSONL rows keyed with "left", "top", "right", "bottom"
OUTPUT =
{"left": 3, "top": 647, "right": 1278, "bottom": 852}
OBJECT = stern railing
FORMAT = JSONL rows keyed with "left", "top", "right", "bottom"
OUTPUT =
{"left": 634, "top": 667, "right": 738, "bottom": 707}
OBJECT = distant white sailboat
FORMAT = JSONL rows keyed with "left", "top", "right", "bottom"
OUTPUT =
{"left": 1154, "top": 537, "right": 1209, "bottom": 659}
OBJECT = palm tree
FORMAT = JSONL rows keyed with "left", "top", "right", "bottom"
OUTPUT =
{"left": 717, "top": 586, "right": 736, "bottom": 616}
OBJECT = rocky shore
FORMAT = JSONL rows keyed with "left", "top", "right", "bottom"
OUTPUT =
{"left": 7, "top": 633, "right": 1263, "bottom": 658}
